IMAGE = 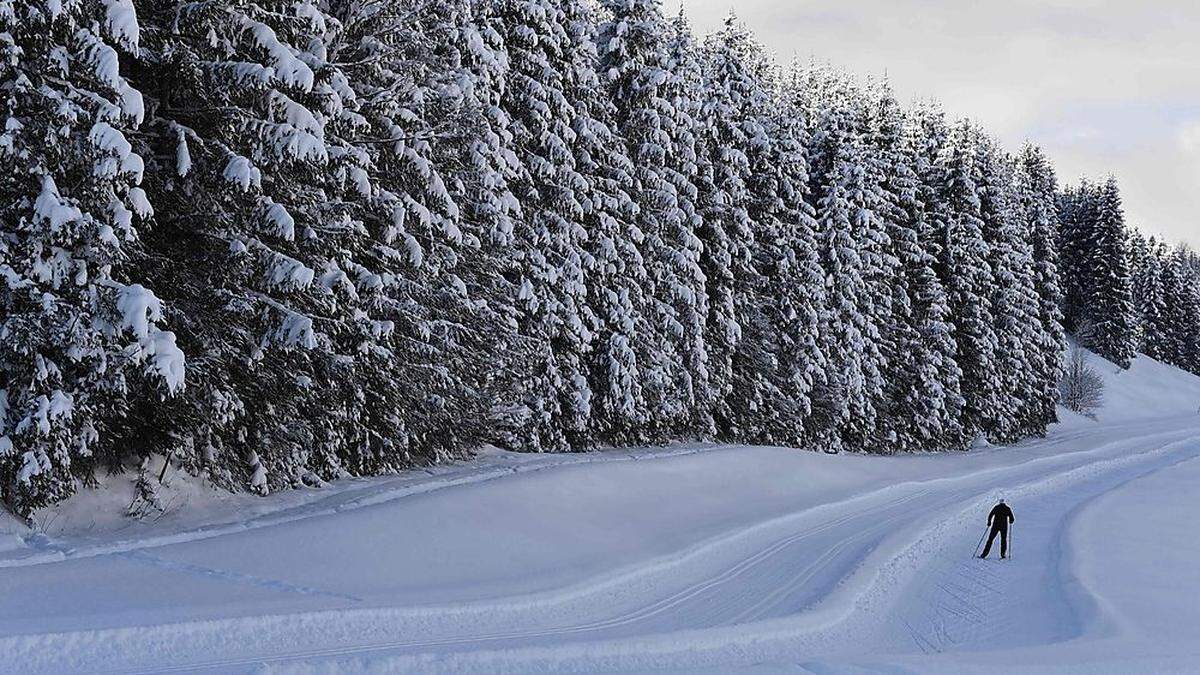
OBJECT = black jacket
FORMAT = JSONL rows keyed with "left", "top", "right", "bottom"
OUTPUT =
{"left": 988, "top": 503, "right": 1015, "bottom": 529}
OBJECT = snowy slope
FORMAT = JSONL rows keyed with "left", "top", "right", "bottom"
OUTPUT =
{"left": 1075, "top": 345, "right": 1200, "bottom": 425}
{"left": 1, "top": 349, "right": 1199, "bottom": 674}
{"left": 1048, "top": 347, "right": 1200, "bottom": 435}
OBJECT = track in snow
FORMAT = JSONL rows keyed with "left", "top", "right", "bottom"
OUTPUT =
{"left": 6, "top": 420, "right": 1200, "bottom": 674}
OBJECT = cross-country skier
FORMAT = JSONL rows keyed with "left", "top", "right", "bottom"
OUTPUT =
{"left": 979, "top": 499, "right": 1015, "bottom": 559}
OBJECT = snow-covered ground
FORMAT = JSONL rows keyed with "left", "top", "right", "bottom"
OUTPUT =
{"left": 3, "top": 350, "right": 1200, "bottom": 674}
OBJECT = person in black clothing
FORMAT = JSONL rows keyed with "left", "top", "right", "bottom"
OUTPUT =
{"left": 980, "top": 499, "right": 1015, "bottom": 559}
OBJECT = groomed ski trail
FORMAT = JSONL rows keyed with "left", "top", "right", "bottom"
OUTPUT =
{"left": 5, "top": 416, "right": 1200, "bottom": 674}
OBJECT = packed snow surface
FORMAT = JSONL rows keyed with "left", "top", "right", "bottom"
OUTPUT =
{"left": 2, "top": 351, "right": 1200, "bottom": 673}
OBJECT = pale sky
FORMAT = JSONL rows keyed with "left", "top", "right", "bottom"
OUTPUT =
{"left": 681, "top": 1, "right": 1200, "bottom": 248}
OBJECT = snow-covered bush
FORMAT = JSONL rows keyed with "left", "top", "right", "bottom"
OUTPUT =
{"left": 127, "top": 456, "right": 163, "bottom": 518}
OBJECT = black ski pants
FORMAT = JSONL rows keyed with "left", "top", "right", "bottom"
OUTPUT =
{"left": 981, "top": 524, "right": 1008, "bottom": 558}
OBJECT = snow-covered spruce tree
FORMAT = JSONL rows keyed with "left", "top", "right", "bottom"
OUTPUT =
{"left": 1057, "top": 178, "right": 1136, "bottom": 367}
{"left": 1015, "top": 145, "right": 1067, "bottom": 432}
{"left": 743, "top": 75, "right": 828, "bottom": 446}
{"left": 1128, "top": 230, "right": 1167, "bottom": 356}
{"left": 930, "top": 121, "right": 999, "bottom": 444}
{"left": 864, "top": 86, "right": 962, "bottom": 452}
{"left": 906, "top": 101, "right": 970, "bottom": 450}
{"left": 842, "top": 81, "right": 901, "bottom": 452}
{"left": 558, "top": 0, "right": 653, "bottom": 447}
{"left": 799, "top": 69, "right": 890, "bottom": 452}
{"left": 1159, "top": 247, "right": 1200, "bottom": 372}
{"left": 418, "top": 0, "right": 542, "bottom": 449}
{"left": 0, "top": 0, "right": 183, "bottom": 516}
{"left": 1180, "top": 249, "right": 1200, "bottom": 374}
{"left": 485, "top": 0, "right": 610, "bottom": 451}
{"left": 597, "top": 0, "right": 711, "bottom": 441}
{"left": 712, "top": 37, "right": 781, "bottom": 444}
{"left": 697, "top": 16, "right": 817, "bottom": 443}
{"left": 667, "top": 8, "right": 720, "bottom": 436}
{"left": 974, "top": 138, "right": 1042, "bottom": 442}
{"left": 1081, "top": 178, "right": 1137, "bottom": 368}
{"left": 1056, "top": 180, "right": 1092, "bottom": 336}
{"left": 133, "top": 0, "right": 411, "bottom": 491}
{"left": 458, "top": 0, "right": 524, "bottom": 250}
{"left": 318, "top": 0, "right": 518, "bottom": 471}
{"left": 693, "top": 14, "right": 762, "bottom": 440}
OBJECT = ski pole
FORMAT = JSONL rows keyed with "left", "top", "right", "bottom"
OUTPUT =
{"left": 1008, "top": 522, "right": 1014, "bottom": 560}
{"left": 972, "top": 525, "right": 988, "bottom": 558}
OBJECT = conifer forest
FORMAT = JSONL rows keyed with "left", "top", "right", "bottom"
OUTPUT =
{"left": 2, "top": 0, "right": 1199, "bottom": 517}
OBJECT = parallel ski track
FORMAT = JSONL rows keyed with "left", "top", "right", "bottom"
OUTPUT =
{"left": 77, "top": 424, "right": 1200, "bottom": 675}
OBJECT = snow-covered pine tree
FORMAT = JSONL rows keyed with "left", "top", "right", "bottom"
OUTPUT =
{"left": 799, "top": 68, "right": 890, "bottom": 452}
{"left": 449, "top": 0, "right": 523, "bottom": 249}
{"left": 840, "top": 80, "right": 902, "bottom": 453}
{"left": 1180, "top": 248, "right": 1200, "bottom": 374}
{"left": 134, "top": 0, "right": 392, "bottom": 490}
{"left": 906, "top": 101, "right": 969, "bottom": 450}
{"left": 1128, "top": 230, "right": 1167, "bottom": 355}
{"left": 666, "top": 8, "right": 718, "bottom": 437}
{"left": 931, "top": 121, "right": 999, "bottom": 443}
{"left": 597, "top": 0, "right": 711, "bottom": 441}
{"left": 1177, "top": 248, "right": 1200, "bottom": 374}
{"left": 557, "top": 0, "right": 652, "bottom": 447}
{"left": 864, "top": 85, "right": 961, "bottom": 452}
{"left": 1082, "top": 178, "right": 1138, "bottom": 368}
{"left": 1057, "top": 177, "right": 1137, "bottom": 367}
{"left": 1159, "top": 247, "right": 1200, "bottom": 372}
{"left": 1016, "top": 145, "right": 1067, "bottom": 432}
{"left": 0, "top": 0, "right": 182, "bottom": 516}
{"left": 319, "top": 0, "right": 516, "bottom": 472}
{"left": 485, "top": 0, "right": 601, "bottom": 451}
{"left": 1056, "top": 181, "right": 1091, "bottom": 336}
{"left": 974, "top": 138, "right": 1042, "bottom": 442}
{"left": 700, "top": 17, "right": 818, "bottom": 443}
{"left": 427, "top": 0, "right": 543, "bottom": 449}
{"left": 743, "top": 73, "right": 828, "bottom": 445}
{"left": 694, "top": 14, "right": 762, "bottom": 440}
